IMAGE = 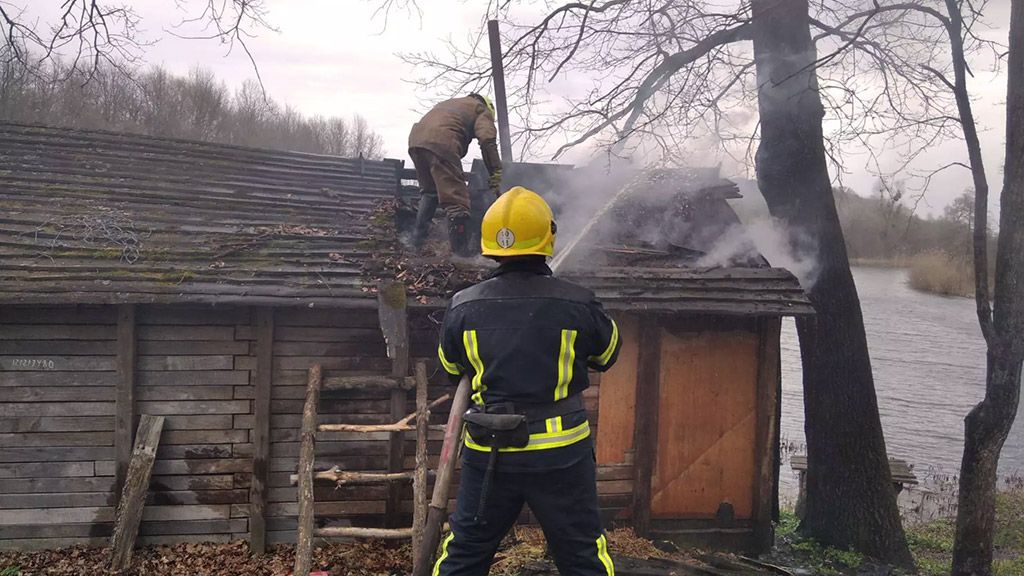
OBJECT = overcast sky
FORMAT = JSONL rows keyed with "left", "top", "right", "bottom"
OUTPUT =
{"left": 24, "top": 0, "right": 1014, "bottom": 216}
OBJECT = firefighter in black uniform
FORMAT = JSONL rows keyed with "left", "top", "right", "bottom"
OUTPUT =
{"left": 433, "top": 186, "right": 622, "bottom": 576}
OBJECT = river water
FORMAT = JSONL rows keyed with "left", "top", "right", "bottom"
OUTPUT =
{"left": 778, "top": 267, "right": 1024, "bottom": 507}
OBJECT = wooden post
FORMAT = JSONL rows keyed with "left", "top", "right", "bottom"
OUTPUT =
{"left": 378, "top": 283, "right": 410, "bottom": 528}
{"left": 631, "top": 315, "right": 661, "bottom": 537}
{"left": 413, "top": 375, "right": 471, "bottom": 576}
{"left": 752, "top": 318, "right": 782, "bottom": 552}
{"left": 294, "top": 365, "right": 323, "bottom": 576}
{"left": 109, "top": 414, "right": 164, "bottom": 571}
{"left": 487, "top": 19, "right": 514, "bottom": 163}
{"left": 114, "top": 304, "right": 137, "bottom": 503}
{"left": 412, "top": 361, "right": 430, "bottom": 571}
{"left": 249, "top": 308, "right": 274, "bottom": 553}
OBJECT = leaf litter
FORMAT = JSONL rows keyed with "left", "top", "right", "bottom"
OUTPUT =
{"left": 0, "top": 540, "right": 409, "bottom": 576}
{"left": 0, "top": 529, "right": 735, "bottom": 576}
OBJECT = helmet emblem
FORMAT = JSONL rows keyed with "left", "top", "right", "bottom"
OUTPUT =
{"left": 496, "top": 227, "right": 516, "bottom": 249}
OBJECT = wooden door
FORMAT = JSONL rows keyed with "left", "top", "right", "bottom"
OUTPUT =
{"left": 650, "top": 328, "right": 759, "bottom": 519}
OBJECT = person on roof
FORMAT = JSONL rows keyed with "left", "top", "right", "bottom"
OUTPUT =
{"left": 433, "top": 186, "right": 621, "bottom": 576}
{"left": 408, "top": 94, "right": 503, "bottom": 257}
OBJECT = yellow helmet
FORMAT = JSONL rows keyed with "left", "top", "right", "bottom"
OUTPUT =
{"left": 471, "top": 93, "right": 496, "bottom": 118}
{"left": 480, "top": 186, "right": 557, "bottom": 257}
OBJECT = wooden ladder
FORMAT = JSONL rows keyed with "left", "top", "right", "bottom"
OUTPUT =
{"left": 292, "top": 283, "right": 447, "bottom": 576}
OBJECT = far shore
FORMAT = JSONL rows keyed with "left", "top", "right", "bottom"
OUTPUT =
{"left": 849, "top": 254, "right": 976, "bottom": 298}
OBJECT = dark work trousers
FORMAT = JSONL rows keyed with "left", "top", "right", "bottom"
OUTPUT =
{"left": 433, "top": 454, "right": 614, "bottom": 576}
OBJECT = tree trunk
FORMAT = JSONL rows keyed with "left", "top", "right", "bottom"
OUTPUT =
{"left": 952, "top": 0, "right": 1024, "bottom": 573}
{"left": 952, "top": 356, "right": 1022, "bottom": 575}
{"left": 749, "top": 0, "right": 913, "bottom": 567}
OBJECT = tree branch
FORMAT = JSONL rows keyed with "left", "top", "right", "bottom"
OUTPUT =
{"left": 553, "top": 20, "right": 752, "bottom": 159}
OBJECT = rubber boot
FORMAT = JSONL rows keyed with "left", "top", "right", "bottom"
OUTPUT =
{"left": 448, "top": 214, "right": 473, "bottom": 258}
{"left": 411, "top": 193, "right": 438, "bottom": 251}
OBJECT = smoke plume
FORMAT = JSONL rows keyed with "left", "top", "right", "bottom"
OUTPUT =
{"left": 697, "top": 218, "right": 820, "bottom": 289}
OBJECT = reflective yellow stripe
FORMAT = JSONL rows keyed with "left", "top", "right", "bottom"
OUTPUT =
{"left": 466, "top": 420, "right": 590, "bottom": 452}
{"left": 463, "top": 330, "right": 486, "bottom": 405}
{"left": 544, "top": 416, "right": 563, "bottom": 434}
{"left": 555, "top": 329, "right": 577, "bottom": 401}
{"left": 597, "top": 534, "right": 615, "bottom": 576}
{"left": 437, "top": 344, "right": 461, "bottom": 375}
{"left": 433, "top": 531, "right": 456, "bottom": 576}
{"left": 589, "top": 319, "right": 619, "bottom": 367}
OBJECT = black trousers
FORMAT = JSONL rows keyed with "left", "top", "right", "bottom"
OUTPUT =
{"left": 433, "top": 454, "right": 614, "bottom": 576}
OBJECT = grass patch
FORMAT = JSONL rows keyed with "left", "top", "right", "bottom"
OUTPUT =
{"left": 907, "top": 518, "right": 955, "bottom": 575}
{"left": 906, "top": 489, "right": 1024, "bottom": 576}
{"left": 772, "top": 511, "right": 866, "bottom": 575}
{"left": 1, "top": 567, "right": 21, "bottom": 576}
{"left": 996, "top": 489, "right": 1024, "bottom": 550}
{"left": 771, "top": 491, "right": 1023, "bottom": 575}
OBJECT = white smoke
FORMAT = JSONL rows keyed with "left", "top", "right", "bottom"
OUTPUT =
{"left": 532, "top": 157, "right": 821, "bottom": 289}
{"left": 697, "top": 218, "right": 820, "bottom": 289}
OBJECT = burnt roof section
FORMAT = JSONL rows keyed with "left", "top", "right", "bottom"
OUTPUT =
{"left": 471, "top": 160, "right": 812, "bottom": 316}
{"left": 0, "top": 123, "right": 402, "bottom": 307}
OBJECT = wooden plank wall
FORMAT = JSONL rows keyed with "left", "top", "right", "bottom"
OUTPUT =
{"left": 0, "top": 303, "right": 634, "bottom": 550}
{"left": 0, "top": 306, "right": 119, "bottom": 550}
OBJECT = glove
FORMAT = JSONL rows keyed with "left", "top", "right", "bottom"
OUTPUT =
{"left": 489, "top": 169, "right": 502, "bottom": 197}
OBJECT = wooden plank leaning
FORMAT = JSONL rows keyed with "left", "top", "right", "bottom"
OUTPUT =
{"left": 109, "top": 414, "right": 165, "bottom": 571}
{"left": 293, "top": 364, "right": 323, "bottom": 576}
{"left": 413, "top": 374, "right": 471, "bottom": 576}
{"left": 412, "top": 361, "right": 430, "bottom": 570}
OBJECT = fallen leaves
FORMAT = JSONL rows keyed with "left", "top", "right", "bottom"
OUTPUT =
{"left": 255, "top": 224, "right": 336, "bottom": 237}
{"left": 0, "top": 540, "right": 412, "bottom": 576}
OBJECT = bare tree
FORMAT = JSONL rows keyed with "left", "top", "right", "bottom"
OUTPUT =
{"left": 944, "top": 189, "right": 976, "bottom": 261}
{"left": 832, "top": 1, "right": 1023, "bottom": 571}
{"left": 318, "top": 115, "right": 353, "bottom": 156}
{"left": 182, "top": 65, "right": 228, "bottom": 141}
{"left": 919, "top": 1, "right": 1024, "bottom": 573}
{"left": 0, "top": 59, "right": 387, "bottom": 159}
{"left": 392, "top": 0, "right": 991, "bottom": 563}
{"left": 751, "top": 0, "right": 913, "bottom": 565}
{"left": 0, "top": 1, "right": 272, "bottom": 81}
{"left": 352, "top": 114, "right": 384, "bottom": 158}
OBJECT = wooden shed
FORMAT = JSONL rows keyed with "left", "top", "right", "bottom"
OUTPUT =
{"left": 0, "top": 123, "right": 812, "bottom": 554}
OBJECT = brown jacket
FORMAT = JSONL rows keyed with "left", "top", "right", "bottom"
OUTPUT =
{"left": 409, "top": 96, "right": 499, "bottom": 166}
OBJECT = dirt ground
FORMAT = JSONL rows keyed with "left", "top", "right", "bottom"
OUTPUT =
{"left": 0, "top": 528, "right": 715, "bottom": 576}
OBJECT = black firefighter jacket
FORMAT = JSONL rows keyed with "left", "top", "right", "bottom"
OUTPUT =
{"left": 437, "top": 258, "right": 621, "bottom": 471}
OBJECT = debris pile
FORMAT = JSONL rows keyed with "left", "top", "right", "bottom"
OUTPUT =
{"left": 360, "top": 199, "right": 488, "bottom": 301}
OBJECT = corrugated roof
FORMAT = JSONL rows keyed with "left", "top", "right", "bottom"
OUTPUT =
{"left": 0, "top": 123, "right": 811, "bottom": 316}
{"left": 0, "top": 123, "right": 403, "bottom": 307}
